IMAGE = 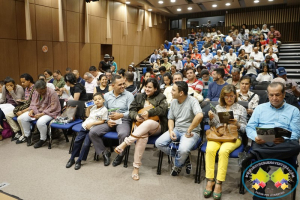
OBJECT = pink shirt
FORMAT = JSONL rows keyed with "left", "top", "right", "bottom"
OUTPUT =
{"left": 186, "top": 79, "right": 204, "bottom": 93}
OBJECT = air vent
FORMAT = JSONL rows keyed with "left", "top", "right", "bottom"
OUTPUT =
{"left": 186, "top": 0, "right": 194, "bottom": 4}
{"left": 238, "top": 0, "right": 246, "bottom": 7}
{"left": 197, "top": 3, "right": 207, "bottom": 11}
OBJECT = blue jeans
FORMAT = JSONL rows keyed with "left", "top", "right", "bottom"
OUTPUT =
{"left": 155, "top": 128, "right": 200, "bottom": 168}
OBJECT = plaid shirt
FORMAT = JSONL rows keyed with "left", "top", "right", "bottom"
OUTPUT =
{"left": 13, "top": 86, "right": 36, "bottom": 114}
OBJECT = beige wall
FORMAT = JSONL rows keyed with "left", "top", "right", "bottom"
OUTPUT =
{"left": 0, "top": 0, "right": 167, "bottom": 81}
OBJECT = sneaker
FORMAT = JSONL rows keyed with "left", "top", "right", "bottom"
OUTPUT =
{"left": 16, "top": 135, "right": 27, "bottom": 144}
{"left": 12, "top": 132, "right": 21, "bottom": 141}
{"left": 34, "top": 140, "right": 46, "bottom": 148}
{"left": 171, "top": 166, "right": 182, "bottom": 176}
{"left": 185, "top": 154, "right": 192, "bottom": 174}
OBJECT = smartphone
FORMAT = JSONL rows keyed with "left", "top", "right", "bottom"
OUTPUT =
{"left": 85, "top": 100, "right": 95, "bottom": 107}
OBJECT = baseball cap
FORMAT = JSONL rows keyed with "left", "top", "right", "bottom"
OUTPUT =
{"left": 276, "top": 67, "right": 287, "bottom": 76}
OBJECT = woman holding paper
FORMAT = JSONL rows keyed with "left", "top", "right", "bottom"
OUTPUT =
{"left": 204, "top": 85, "right": 247, "bottom": 200}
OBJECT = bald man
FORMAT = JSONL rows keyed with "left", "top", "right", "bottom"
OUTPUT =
{"left": 73, "top": 70, "right": 85, "bottom": 86}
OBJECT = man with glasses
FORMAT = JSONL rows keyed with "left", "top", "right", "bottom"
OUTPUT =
{"left": 83, "top": 72, "right": 97, "bottom": 94}
{"left": 52, "top": 70, "right": 65, "bottom": 90}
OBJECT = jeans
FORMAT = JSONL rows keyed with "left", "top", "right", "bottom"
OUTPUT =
{"left": 70, "top": 128, "right": 91, "bottom": 162}
{"left": 19, "top": 111, "right": 53, "bottom": 140}
{"left": 155, "top": 128, "right": 200, "bottom": 168}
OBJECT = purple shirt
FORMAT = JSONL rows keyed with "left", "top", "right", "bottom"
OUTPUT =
{"left": 6, "top": 92, "right": 16, "bottom": 106}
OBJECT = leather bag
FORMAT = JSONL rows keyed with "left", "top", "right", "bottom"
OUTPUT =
{"left": 53, "top": 105, "right": 78, "bottom": 124}
{"left": 206, "top": 124, "right": 238, "bottom": 143}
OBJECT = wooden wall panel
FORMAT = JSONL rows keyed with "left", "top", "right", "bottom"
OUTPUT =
{"left": 36, "top": 5, "right": 53, "bottom": 41}
{"left": 0, "top": 0, "right": 17, "bottom": 39}
{"left": 68, "top": 42, "right": 79, "bottom": 70}
{"left": 100, "top": 0, "right": 107, "bottom": 18}
{"left": 119, "top": 45, "right": 127, "bottom": 68}
{"left": 90, "top": 16, "right": 101, "bottom": 44}
{"left": 90, "top": 44, "right": 101, "bottom": 67}
{"left": 112, "top": 45, "right": 120, "bottom": 70}
{"left": 67, "top": 11, "right": 80, "bottom": 42}
{"left": 18, "top": 40, "right": 37, "bottom": 79}
{"left": 133, "top": 46, "right": 140, "bottom": 65}
{"left": 127, "top": 6, "right": 137, "bottom": 24}
{"left": 120, "top": 22, "right": 128, "bottom": 45}
{"left": 112, "top": 20, "right": 121, "bottom": 45}
{"left": 35, "top": 0, "right": 52, "bottom": 7}
{"left": 53, "top": 42, "right": 67, "bottom": 72}
{"left": 0, "top": 39, "right": 19, "bottom": 81}
{"left": 37, "top": 41, "right": 53, "bottom": 75}
{"left": 88, "top": 1, "right": 101, "bottom": 17}
{"left": 126, "top": 46, "right": 134, "bottom": 68}
{"left": 113, "top": 2, "right": 124, "bottom": 22}
{"left": 66, "top": 0, "right": 80, "bottom": 12}
{"left": 16, "top": 1, "right": 26, "bottom": 40}
{"left": 79, "top": 13, "right": 85, "bottom": 43}
{"left": 79, "top": 43, "right": 91, "bottom": 73}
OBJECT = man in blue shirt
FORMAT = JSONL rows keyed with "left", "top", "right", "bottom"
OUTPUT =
{"left": 164, "top": 40, "right": 172, "bottom": 50}
{"left": 241, "top": 82, "right": 300, "bottom": 169}
{"left": 204, "top": 68, "right": 228, "bottom": 102}
{"left": 73, "top": 70, "right": 85, "bottom": 86}
{"left": 201, "top": 48, "right": 214, "bottom": 64}
{"left": 89, "top": 75, "right": 134, "bottom": 167}
{"left": 149, "top": 49, "right": 160, "bottom": 65}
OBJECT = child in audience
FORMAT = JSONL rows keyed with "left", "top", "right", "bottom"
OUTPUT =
{"left": 160, "top": 73, "right": 173, "bottom": 92}
{"left": 66, "top": 93, "right": 108, "bottom": 170}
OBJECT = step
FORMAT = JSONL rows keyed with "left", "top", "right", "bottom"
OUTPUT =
{"left": 279, "top": 56, "right": 300, "bottom": 60}
{"left": 281, "top": 43, "right": 300, "bottom": 46}
{"left": 277, "top": 60, "right": 300, "bottom": 64}
{"left": 277, "top": 64, "right": 300, "bottom": 68}
{"left": 286, "top": 73, "right": 300, "bottom": 77}
{"left": 285, "top": 69, "right": 300, "bottom": 73}
{"left": 279, "top": 49, "right": 300, "bottom": 52}
{"left": 279, "top": 53, "right": 300, "bottom": 56}
{"left": 279, "top": 46, "right": 300, "bottom": 49}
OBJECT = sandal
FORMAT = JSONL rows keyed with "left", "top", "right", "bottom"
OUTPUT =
{"left": 131, "top": 173, "right": 140, "bottom": 181}
{"left": 203, "top": 179, "right": 215, "bottom": 198}
{"left": 114, "top": 142, "right": 127, "bottom": 154}
{"left": 213, "top": 181, "right": 222, "bottom": 200}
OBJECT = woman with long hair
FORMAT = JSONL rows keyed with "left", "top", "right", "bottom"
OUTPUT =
{"left": 94, "top": 74, "right": 109, "bottom": 95}
{"left": 139, "top": 72, "right": 151, "bottom": 93}
{"left": 256, "top": 64, "right": 273, "bottom": 82}
{"left": 64, "top": 73, "right": 88, "bottom": 101}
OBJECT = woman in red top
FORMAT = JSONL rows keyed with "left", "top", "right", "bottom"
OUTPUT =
{"left": 266, "top": 34, "right": 277, "bottom": 45}
{"left": 259, "top": 34, "right": 267, "bottom": 46}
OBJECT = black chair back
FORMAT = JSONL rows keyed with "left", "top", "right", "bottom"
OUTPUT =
{"left": 59, "top": 99, "right": 65, "bottom": 112}
{"left": 201, "top": 101, "right": 219, "bottom": 119}
{"left": 237, "top": 101, "right": 248, "bottom": 109}
{"left": 67, "top": 100, "right": 85, "bottom": 119}
{"left": 86, "top": 93, "right": 93, "bottom": 101}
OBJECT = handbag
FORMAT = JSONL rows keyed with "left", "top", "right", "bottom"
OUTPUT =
{"left": 52, "top": 105, "right": 78, "bottom": 124}
{"left": 206, "top": 124, "right": 238, "bottom": 143}
{"left": 130, "top": 105, "right": 160, "bottom": 139}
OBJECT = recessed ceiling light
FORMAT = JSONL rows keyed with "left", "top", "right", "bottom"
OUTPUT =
{"left": 171, "top": 0, "right": 176, "bottom": 2}
{"left": 268, "top": 0, "right": 273, "bottom": 1}
{"left": 177, "top": 8, "right": 181, "bottom": 11}
{"left": 148, "top": 9, "right": 152, "bottom": 11}
{"left": 212, "top": 4, "right": 217, "bottom": 7}
{"left": 225, "top": 3, "right": 231, "bottom": 6}
{"left": 158, "top": 1, "right": 163, "bottom": 4}
{"left": 187, "top": 7, "right": 192, "bottom": 10}
{"left": 125, "top": 1, "right": 130, "bottom": 4}
{"left": 254, "top": 0, "right": 259, "bottom": 3}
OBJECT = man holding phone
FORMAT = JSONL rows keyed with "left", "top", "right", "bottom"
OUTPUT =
{"left": 156, "top": 81, "right": 203, "bottom": 176}
{"left": 89, "top": 75, "right": 134, "bottom": 167}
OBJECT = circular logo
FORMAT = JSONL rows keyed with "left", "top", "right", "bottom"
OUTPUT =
{"left": 42, "top": 45, "right": 48, "bottom": 53}
{"left": 242, "top": 159, "right": 299, "bottom": 199}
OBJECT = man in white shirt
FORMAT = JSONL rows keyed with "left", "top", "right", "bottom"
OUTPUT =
{"left": 84, "top": 72, "right": 97, "bottom": 93}
{"left": 225, "top": 31, "right": 233, "bottom": 44}
{"left": 89, "top": 66, "right": 102, "bottom": 80}
{"left": 225, "top": 48, "right": 237, "bottom": 65}
{"left": 239, "top": 40, "right": 253, "bottom": 54}
{"left": 250, "top": 47, "right": 264, "bottom": 62}
{"left": 201, "top": 49, "right": 213, "bottom": 64}
{"left": 172, "top": 56, "right": 183, "bottom": 71}
{"left": 245, "top": 56, "right": 260, "bottom": 78}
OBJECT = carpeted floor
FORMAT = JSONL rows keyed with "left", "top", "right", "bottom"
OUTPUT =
{"left": 0, "top": 136, "right": 298, "bottom": 200}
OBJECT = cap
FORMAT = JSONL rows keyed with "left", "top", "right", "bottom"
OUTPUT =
{"left": 104, "top": 54, "right": 110, "bottom": 59}
{"left": 276, "top": 67, "right": 287, "bottom": 76}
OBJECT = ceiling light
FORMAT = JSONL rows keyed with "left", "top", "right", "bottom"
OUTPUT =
{"left": 158, "top": 1, "right": 163, "bottom": 4}
{"left": 187, "top": 7, "right": 192, "bottom": 10}
{"left": 268, "top": 0, "right": 273, "bottom": 1}
{"left": 171, "top": 0, "right": 176, "bottom": 2}
{"left": 254, "top": 0, "right": 259, "bottom": 3}
{"left": 125, "top": 1, "right": 130, "bottom": 4}
{"left": 177, "top": 8, "right": 181, "bottom": 11}
{"left": 225, "top": 3, "right": 231, "bottom": 6}
{"left": 212, "top": 4, "right": 217, "bottom": 7}
{"left": 148, "top": 9, "right": 152, "bottom": 11}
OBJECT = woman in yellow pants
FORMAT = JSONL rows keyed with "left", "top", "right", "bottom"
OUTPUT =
{"left": 204, "top": 85, "right": 247, "bottom": 200}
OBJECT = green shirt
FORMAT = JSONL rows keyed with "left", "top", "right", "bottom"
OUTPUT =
{"left": 53, "top": 77, "right": 65, "bottom": 88}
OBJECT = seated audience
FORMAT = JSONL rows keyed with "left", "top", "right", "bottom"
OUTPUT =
{"left": 205, "top": 68, "right": 228, "bottom": 101}
{"left": 64, "top": 73, "right": 88, "bottom": 101}
{"left": 184, "top": 56, "right": 195, "bottom": 68}
{"left": 73, "top": 70, "right": 85, "bottom": 86}
{"left": 38, "top": 75, "right": 55, "bottom": 90}
{"left": 18, "top": 80, "right": 61, "bottom": 148}
{"left": 231, "top": 35, "right": 242, "bottom": 50}
{"left": 268, "top": 25, "right": 281, "bottom": 42}
{"left": 172, "top": 33, "right": 183, "bottom": 45}
{"left": 89, "top": 66, "right": 102, "bottom": 80}
{"left": 265, "top": 48, "right": 278, "bottom": 63}
{"left": 170, "top": 65, "right": 177, "bottom": 76}
{"left": 161, "top": 57, "right": 172, "bottom": 71}
{"left": 158, "top": 44, "right": 165, "bottom": 54}
{"left": 89, "top": 75, "right": 134, "bottom": 166}
{"left": 225, "top": 31, "right": 233, "bottom": 45}
{"left": 115, "top": 78, "right": 168, "bottom": 180}
{"left": 239, "top": 40, "right": 252, "bottom": 54}
{"left": 157, "top": 66, "right": 166, "bottom": 85}
{"left": 105, "top": 70, "right": 113, "bottom": 85}
{"left": 237, "top": 76, "right": 259, "bottom": 115}
{"left": 127, "top": 65, "right": 137, "bottom": 82}
{"left": 98, "top": 54, "right": 111, "bottom": 73}
{"left": 261, "top": 55, "right": 276, "bottom": 77}
{"left": 218, "top": 64, "right": 230, "bottom": 77}
{"left": 238, "top": 49, "right": 249, "bottom": 61}
{"left": 160, "top": 73, "right": 173, "bottom": 93}
{"left": 172, "top": 56, "right": 183, "bottom": 71}
{"left": 226, "top": 68, "right": 241, "bottom": 89}
{"left": 258, "top": 78, "right": 300, "bottom": 110}
{"left": 5, "top": 74, "right": 33, "bottom": 142}
{"left": 116, "top": 68, "right": 126, "bottom": 79}
{"left": 250, "top": 47, "right": 264, "bottom": 63}
{"left": 251, "top": 24, "right": 260, "bottom": 35}
{"left": 248, "top": 34, "right": 255, "bottom": 45}
{"left": 139, "top": 72, "right": 152, "bottom": 93}
{"left": 261, "top": 24, "right": 270, "bottom": 38}
{"left": 264, "top": 40, "right": 278, "bottom": 53}
{"left": 44, "top": 69, "right": 54, "bottom": 83}
{"left": 124, "top": 72, "right": 137, "bottom": 97}
{"left": 186, "top": 68, "right": 203, "bottom": 94}
{"left": 256, "top": 64, "right": 273, "bottom": 82}
{"left": 253, "top": 41, "right": 264, "bottom": 53}
{"left": 164, "top": 72, "right": 203, "bottom": 105}
{"left": 241, "top": 82, "right": 300, "bottom": 172}
{"left": 191, "top": 48, "right": 201, "bottom": 61}
{"left": 259, "top": 34, "right": 267, "bottom": 46}
{"left": 204, "top": 84, "right": 247, "bottom": 199}
{"left": 156, "top": 81, "right": 203, "bottom": 176}
{"left": 206, "top": 58, "right": 219, "bottom": 73}
{"left": 233, "top": 58, "right": 245, "bottom": 74}
{"left": 66, "top": 93, "right": 108, "bottom": 170}
{"left": 164, "top": 40, "right": 172, "bottom": 50}
{"left": 217, "top": 41, "right": 229, "bottom": 53}
{"left": 266, "top": 33, "right": 277, "bottom": 45}
{"left": 202, "top": 49, "right": 214, "bottom": 64}
{"left": 153, "top": 59, "right": 161, "bottom": 72}
{"left": 199, "top": 69, "right": 214, "bottom": 99}
{"left": 245, "top": 56, "right": 259, "bottom": 79}
{"left": 64, "top": 67, "right": 71, "bottom": 74}
{"left": 84, "top": 72, "right": 98, "bottom": 94}
{"left": 53, "top": 70, "right": 65, "bottom": 90}
{"left": 276, "top": 67, "right": 300, "bottom": 97}
{"left": 110, "top": 56, "right": 117, "bottom": 73}
{"left": 225, "top": 49, "right": 237, "bottom": 65}
{"left": 214, "top": 50, "right": 225, "bottom": 63}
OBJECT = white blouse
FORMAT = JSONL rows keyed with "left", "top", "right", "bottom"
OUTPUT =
{"left": 256, "top": 73, "right": 273, "bottom": 82}
{"left": 82, "top": 106, "right": 108, "bottom": 130}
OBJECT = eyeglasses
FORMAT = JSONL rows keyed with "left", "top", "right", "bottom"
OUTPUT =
{"left": 224, "top": 95, "right": 236, "bottom": 99}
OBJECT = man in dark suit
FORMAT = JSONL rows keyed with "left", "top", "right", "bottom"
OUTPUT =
{"left": 217, "top": 41, "right": 229, "bottom": 53}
